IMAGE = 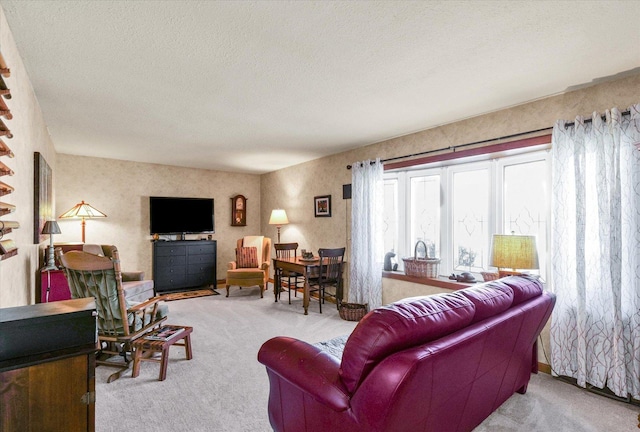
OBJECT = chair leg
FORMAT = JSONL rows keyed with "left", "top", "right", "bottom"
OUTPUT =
{"left": 225, "top": 285, "right": 230, "bottom": 297}
{"left": 96, "top": 342, "right": 133, "bottom": 383}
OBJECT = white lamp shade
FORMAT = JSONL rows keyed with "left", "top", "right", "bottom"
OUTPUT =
{"left": 59, "top": 200, "right": 107, "bottom": 219}
{"left": 269, "top": 209, "right": 289, "bottom": 225}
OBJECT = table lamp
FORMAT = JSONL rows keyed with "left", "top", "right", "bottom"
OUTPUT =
{"left": 489, "top": 233, "right": 539, "bottom": 278}
{"left": 41, "top": 220, "right": 61, "bottom": 270}
{"left": 59, "top": 200, "right": 106, "bottom": 243}
{"left": 269, "top": 209, "right": 289, "bottom": 243}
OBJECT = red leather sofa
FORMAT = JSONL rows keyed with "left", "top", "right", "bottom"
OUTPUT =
{"left": 257, "top": 275, "right": 555, "bottom": 432}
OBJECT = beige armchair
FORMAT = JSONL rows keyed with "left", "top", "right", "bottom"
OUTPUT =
{"left": 226, "top": 236, "right": 271, "bottom": 298}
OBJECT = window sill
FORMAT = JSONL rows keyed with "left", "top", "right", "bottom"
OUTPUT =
{"left": 382, "top": 271, "right": 476, "bottom": 291}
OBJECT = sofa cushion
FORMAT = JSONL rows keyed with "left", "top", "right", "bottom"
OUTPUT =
{"left": 122, "top": 279, "right": 155, "bottom": 303}
{"left": 122, "top": 271, "right": 145, "bottom": 282}
{"left": 237, "top": 247, "right": 258, "bottom": 268}
{"left": 456, "top": 281, "right": 514, "bottom": 324}
{"left": 500, "top": 275, "right": 543, "bottom": 306}
{"left": 82, "top": 243, "right": 104, "bottom": 256}
{"left": 339, "top": 293, "right": 475, "bottom": 393}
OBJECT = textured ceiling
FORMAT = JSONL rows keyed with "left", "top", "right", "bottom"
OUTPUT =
{"left": 1, "top": 1, "right": 639, "bottom": 174}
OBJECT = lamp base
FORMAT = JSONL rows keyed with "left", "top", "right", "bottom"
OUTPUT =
{"left": 498, "top": 270, "right": 523, "bottom": 278}
{"left": 42, "top": 245, "right": 57, "bottom": 271}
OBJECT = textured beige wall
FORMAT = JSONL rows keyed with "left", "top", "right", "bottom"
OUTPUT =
{"left": 2, "top": 0, "right": 638, "bottom": 313}
{"left": 260, "top": 153, "right": 352, "bottom": 253}
{"left": 0, "top": 8, "right": 57, "bottom": 308}
{"left": 261, "top": 72, "right": 640, "bottom": 301}
{"left": 381, "top": 278, "right": 450, "bottom": 304}
{"left": 56, "top": 155, "right": 261, "bottom": 282}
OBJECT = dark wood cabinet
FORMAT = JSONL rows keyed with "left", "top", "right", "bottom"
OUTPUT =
{"left": 153, "top": 240, "right": 217, "bottom": 293}
{"left": 0, "top": 298, "right": 97, "bottom": 432}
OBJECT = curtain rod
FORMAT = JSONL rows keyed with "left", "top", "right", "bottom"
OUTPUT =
{"left": 562, "top": 109, "right": 631, "bottom": 128}
{"left": 346, "top": 109, "right": 634, "bottom": 169}
{"left": 346, "top": 126, "right": 552, "bottom": 169}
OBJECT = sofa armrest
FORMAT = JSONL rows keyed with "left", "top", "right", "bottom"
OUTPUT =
{"left": 227, "top": 261, "right": 238, "bottom": 270}
{"left": 258, "top": 336, "right": 350, "bottom": 412}
{"left": 122, "top": 271, "right": 144, "bottom": 282}
{"left": 260, "top": 262, "right": 269, "bottom": 271}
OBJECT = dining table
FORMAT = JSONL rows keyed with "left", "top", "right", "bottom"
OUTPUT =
{"left": 272, "top": 255, "right": 344, "bottom": 315}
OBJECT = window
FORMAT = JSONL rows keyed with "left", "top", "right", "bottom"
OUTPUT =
{"left": 383, "top": 149, "right": 550, "bottom": 280}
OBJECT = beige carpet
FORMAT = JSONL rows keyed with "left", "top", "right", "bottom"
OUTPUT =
{"left": 95, "top": 284, "right": 640, "bottom": 431}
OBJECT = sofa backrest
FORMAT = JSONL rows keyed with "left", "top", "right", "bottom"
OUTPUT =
{"left": 455, "top": 280, "right": 514, "bottom": 324}
{"left": 498, "top": 275, "right": 544, "bottom": 305}
{"left": 339, "top": 292, "right": 476, "bottom": 393}
{"left": 339, "top": 275, "right": 544, "bottom": 394}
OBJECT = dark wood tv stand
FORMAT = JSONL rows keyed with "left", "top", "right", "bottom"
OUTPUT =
{"left": 152, "top": 240, "right": 217, "bottom": 293}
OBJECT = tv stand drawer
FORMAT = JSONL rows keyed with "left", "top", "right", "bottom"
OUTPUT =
{"left": 153, "top": 240, "right": 216, "bottom": 292}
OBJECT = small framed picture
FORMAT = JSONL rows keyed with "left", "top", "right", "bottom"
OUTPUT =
{"left": 314, "top": 195, "right": 331, "bottom": 217}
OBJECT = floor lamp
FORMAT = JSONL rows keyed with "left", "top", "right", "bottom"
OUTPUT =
{"left": 269, "top": 209, "right": 289, "bottom": 244}
{"left": 59, "top": 200, "right": 107, "bottom": 243}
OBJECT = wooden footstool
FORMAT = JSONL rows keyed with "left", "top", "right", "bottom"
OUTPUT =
{"left": 132, "top": 325, "right": 193, "bottom": 381}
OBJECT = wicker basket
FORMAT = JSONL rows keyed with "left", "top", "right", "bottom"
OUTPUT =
{"left": 403, "top": 240, "right": 440, "bottom": 278}
{"left": 339, "top": 302, "right": 369, "bottom": 321}
{"left": 480, "top": 271, "right": 499, "bottom": 281}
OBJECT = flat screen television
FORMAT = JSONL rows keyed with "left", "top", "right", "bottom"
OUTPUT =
{"left": 149, "top": 196, "right": 214, "bottom": 236}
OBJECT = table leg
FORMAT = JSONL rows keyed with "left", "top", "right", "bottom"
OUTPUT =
{"left": 274, "top": 266, "right": 280, "bottom": 302}
{"left": 184, "top": 334, "right": 193, "bottom": 360}
{"left": 159, "top": 346, "right": 169, "bottom": 381}
{"left": 132, "top": 346, "right": 142, "bottom": 378}
{"left": 303, "top": 269, "right": 309, "bottom": 315}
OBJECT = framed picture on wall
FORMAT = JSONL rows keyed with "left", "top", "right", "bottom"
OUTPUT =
{"left": 314, "top": 195, "right": 331, "bottom": 217}
{"left": 231, "top": 194, "right": 247, "bottom": 226}
{"left": 34, "top": 152, "right": 52, "bottom": 244}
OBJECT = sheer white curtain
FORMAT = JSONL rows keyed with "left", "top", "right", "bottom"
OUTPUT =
{"left": 349, "top": 158, "right": 383, "bottom": 309}
{"left": 550, "top": 104, "right": 640, "bottom": 399}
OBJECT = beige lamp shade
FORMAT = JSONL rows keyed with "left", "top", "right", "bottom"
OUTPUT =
{"left": 489, "top": 234, "right": 539, "bottom": 271}
{"left": 269, "top": 209, "right": 289, "bottom": 243}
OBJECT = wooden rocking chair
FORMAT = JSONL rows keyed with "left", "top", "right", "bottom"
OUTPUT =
{"left": 56, "top": 247, "right": 168, "bottom": 383}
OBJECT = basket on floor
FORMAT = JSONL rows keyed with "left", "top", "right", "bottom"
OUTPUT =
{"left": 403, "top": 240, "right": 440, "bottom": 278}
{"left": 339, "top": 302, "right": 369, "bottom": 322}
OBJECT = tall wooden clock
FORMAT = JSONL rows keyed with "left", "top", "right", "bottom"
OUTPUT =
{"left": 231, "top": 195, "right": 246, "bottom": 226}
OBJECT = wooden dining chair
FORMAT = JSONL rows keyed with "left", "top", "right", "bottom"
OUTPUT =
{"left": 308, "top": 247, "right": 345, "bottom": 313}
{"left": 274, "top": 242, "right": 304, "bottom": 304}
